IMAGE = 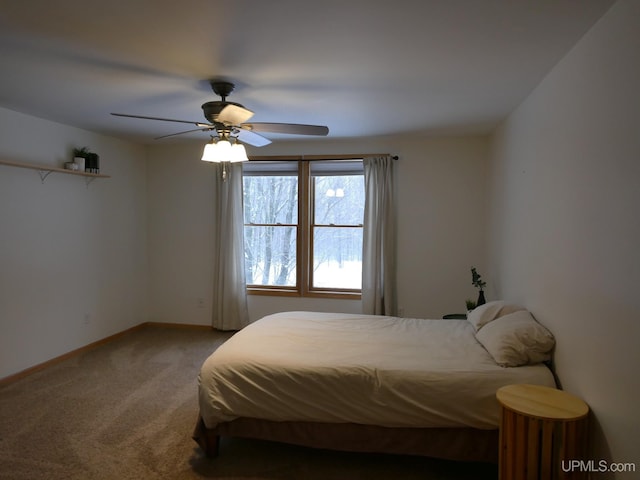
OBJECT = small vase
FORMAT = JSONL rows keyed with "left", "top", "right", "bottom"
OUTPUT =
{"left": 477, "top": 290, "right": 486, "bottom": 306}
{"left": 74, "top": 156, "right": 86, "bottom": 172}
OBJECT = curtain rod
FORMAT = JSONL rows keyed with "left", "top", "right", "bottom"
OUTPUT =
{"left": 248, "top": 154, "right": 399, "bottom": 161}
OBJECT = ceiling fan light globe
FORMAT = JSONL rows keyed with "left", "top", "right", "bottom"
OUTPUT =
{"left": 201, "top": 142, "right": 219, "bottom": 162}
{"left": 201, "top": 139, "right": 229, "bottom": 162}
{"left": 230, "top": 143, "right": 249, "bottom": 163}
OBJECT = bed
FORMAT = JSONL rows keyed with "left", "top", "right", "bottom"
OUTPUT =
{"left": 194, "top": 306, "right": 556, "bottom": 463}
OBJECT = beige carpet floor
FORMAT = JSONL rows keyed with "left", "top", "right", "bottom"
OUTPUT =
{"left": 0, "top": 325, "right": 498, "bottom": 479}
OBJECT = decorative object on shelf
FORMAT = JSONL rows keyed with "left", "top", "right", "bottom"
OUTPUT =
{"left": 64, "top": 161, "right": 79, "bottom": 171}
{"left": 72, "top": 146, "right": 99, "bottom": 173}
{"left": 72, "top": 146, "right": 90, "bottom": 172}
{"left": 86, "top": 152, "right": 100, "bottom": 174}
{"left": 471, "top": 266, "right": 487, "bottom": 306}
{"left": 465, "top": 299, "right": 476, "bottom": 311}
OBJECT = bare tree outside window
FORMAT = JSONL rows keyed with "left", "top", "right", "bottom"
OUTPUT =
{"left": 243, "top": 175, "right": 298, "bottom": 286}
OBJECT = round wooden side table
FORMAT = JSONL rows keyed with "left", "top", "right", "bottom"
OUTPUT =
{"left": 496, "top": 384, "right": 589, "bottom": 480}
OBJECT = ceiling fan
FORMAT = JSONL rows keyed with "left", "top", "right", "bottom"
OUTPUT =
{"left": 111, "top": 80, "right": 329, "bottom": 146}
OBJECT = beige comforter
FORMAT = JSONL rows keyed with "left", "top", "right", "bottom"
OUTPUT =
{"left": 198, "top": 311, "right": 555, "bottom": 430}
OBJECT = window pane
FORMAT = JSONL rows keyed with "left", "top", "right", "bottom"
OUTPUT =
{"left": 313, "top": 175, "right": 364, "bottom": 225}
{"left": 244, "top": 225, "right": 297, "bottom": 286}
{"left": 312, "top": 226, "right": 362, "bottom": 289}
{"left": 243, "top": 176, "right": 298, "bottom": 224}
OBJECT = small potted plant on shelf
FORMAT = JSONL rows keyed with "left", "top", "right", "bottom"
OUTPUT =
{"left": 465, "top": 299, "right": 476, "bottom": 312}
{"left": 72, "top": 146, "right": 91, "bottom": 172}
{"left": 471, "top": 266, "right": 487, "bottom": 306}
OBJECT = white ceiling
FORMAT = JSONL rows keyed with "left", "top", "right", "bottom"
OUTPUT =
{"left": 0, "top": 0, "right": 614, "bottom": 145}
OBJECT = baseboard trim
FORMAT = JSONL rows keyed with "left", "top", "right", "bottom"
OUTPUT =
{"left": 0, "top": 321, "right": 214, "bottom": 386}
{"left": 144, "top": 321, "right": 214, "bottom": 331}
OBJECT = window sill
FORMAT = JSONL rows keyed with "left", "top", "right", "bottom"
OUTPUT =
{"left": 247, "top": 288, "right": 361, "bottom": 300}
{"left": 247, "top": 288, "right": 300, "bottom": 297}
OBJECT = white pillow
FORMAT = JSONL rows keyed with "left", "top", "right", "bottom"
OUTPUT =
{"left": 475, "top": 310, "right": 555, "bottom": 367}
{"left": 466, "top": 300, "right": 525, "bottom": 331}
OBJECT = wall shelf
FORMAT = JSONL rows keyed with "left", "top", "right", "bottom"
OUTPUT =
{"left": 0, "top": 159, "right": 110, "bottom": 185}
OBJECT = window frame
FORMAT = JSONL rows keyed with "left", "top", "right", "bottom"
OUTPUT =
{"left": 243, "top": 155, "right": 364, "bottom": 299}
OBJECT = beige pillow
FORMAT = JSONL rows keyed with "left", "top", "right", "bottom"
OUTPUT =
{"left": 466, "top": 300, "right": 525, "bottom": 331}
{"left": 475, "top": 310, "right": 555, "bottom": 367}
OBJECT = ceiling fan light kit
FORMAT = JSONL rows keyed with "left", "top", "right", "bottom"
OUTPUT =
{"left": 111, "top": 80, "right": 329, "bottom": 163}
{"left": 201, "top": 137, "right": 248, "bottom": 163}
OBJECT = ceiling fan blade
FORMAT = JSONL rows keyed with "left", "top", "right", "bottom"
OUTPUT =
{"left": 111, "top": 112, "right": 211, "bottom": 127}
{"left": 154, "top": 127, "right": 215, "bottom": 140}
{"left": 217, "top": 104, "right": 254, "bottom": 125}
{"left": 235, "top": 128, "right": 272, "bottom": 147}
{"left": 241, "top": 122, "right": 329, "bottom": 136}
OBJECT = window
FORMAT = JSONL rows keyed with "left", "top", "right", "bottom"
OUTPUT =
{"left": 243, "top": 162, "right": 299, "bottom": 289}
{"left": 309, "top": 160, "right": 364, "bottom": 291}
{"left": 243, "top": 158, "right": 364, "bottom": 297}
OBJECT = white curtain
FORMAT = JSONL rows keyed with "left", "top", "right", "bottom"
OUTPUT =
{"left": 211, "top": 163, "right": 250, "bottom": 330}
{"left": 362, "top": 155, "right": 397, "bottom": 315}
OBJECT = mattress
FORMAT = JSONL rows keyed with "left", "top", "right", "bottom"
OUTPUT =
{"left": 198, "top": 311, "right": 556, "bottom": 430}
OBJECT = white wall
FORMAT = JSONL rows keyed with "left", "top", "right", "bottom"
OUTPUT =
{"left": 487, "top": 0, "right": 639, "bottom": 473}
{"left": 0, "top": 107, "right": 148, "bottom": 379}
{"left": 0, "top": 107, "right": 489, "bottom": 377}
{"left": 146, "top": 134, "right": 489, "bottom": 324}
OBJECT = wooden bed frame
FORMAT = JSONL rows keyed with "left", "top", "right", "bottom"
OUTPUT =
{"left": 193, "top": 416, "right": 499, "bottom": 463}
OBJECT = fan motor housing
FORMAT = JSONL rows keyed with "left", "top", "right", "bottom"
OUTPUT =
{"left": 201, "top": 101, "right": 245, "bottom": 124}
